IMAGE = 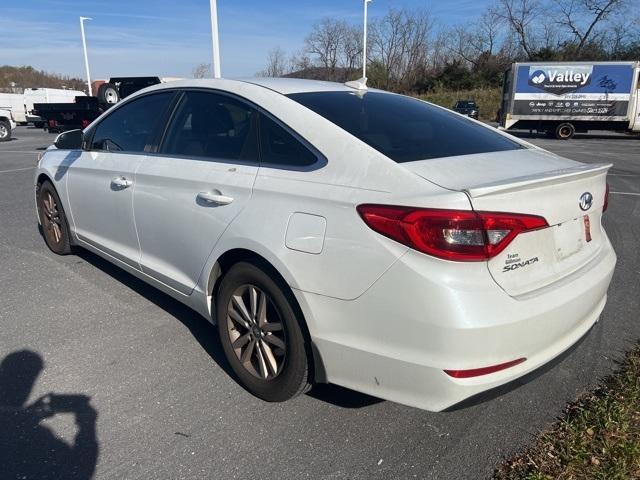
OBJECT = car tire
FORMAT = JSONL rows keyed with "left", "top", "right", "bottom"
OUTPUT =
{"left": 555, "top": 122, "right": 575, "bottom": 140}
{"left": 0, "top": 120, "right": 11, "bottom": 142}
{"left": 96, "top": 83, "right": 120, "bottom": 107}
{"left": 34, "top": 121, "right": 45, "bottom": 129}
{"left": 216, "top": 261, "right": 311, "bottom": 402}
{"left": 36, "top": 180, "right": 74, "bottom": 255}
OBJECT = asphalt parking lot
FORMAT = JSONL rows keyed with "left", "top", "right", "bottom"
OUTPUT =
{"left": 1, "top": 126, "right": 638, "bottom": 479}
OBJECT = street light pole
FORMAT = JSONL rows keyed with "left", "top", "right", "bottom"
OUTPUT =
{"left": 362, "top": 0, "right": 372, "bottom": 81}
{"left": 209, "top": 0, "right": 222, "bottom": 78}
{"left": 79, "top": 16, "right": 93, "bottom": 96}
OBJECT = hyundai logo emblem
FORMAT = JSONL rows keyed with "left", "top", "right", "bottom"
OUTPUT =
{"left": 579, "top": 192, "right": 593, "bottom": 211}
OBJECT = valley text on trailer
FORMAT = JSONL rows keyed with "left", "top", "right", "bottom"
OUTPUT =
{"left": 499, "top": 61, "right": 640, "bottom": 139}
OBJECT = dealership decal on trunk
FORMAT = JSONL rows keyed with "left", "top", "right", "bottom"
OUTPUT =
{"left": 502, "top": 253, "right": 540, "bottom": 273}
{"left": 584, "top": 215, "right": 592, "bottom": 243}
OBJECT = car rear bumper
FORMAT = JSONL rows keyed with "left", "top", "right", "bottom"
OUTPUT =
{"left": 300, "top": 233, "right": 616, "bottom": 411}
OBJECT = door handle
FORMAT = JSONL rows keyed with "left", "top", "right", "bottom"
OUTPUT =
{"left": 197, "top": 190, "right": 234, "bottom": 206}
{"left": 111, "top": 176, "right": 133, "bottom": 189}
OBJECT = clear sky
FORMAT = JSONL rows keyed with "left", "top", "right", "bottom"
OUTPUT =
{"left": 0, "top": 0, "right": 493, "bottom": 80}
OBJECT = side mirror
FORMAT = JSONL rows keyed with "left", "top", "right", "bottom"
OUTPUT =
{"left": 54, "top": 129, "right": 84, "bottom": 150}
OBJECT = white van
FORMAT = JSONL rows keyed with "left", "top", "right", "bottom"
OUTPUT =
{"left": 0, "top": 93, "right": 27, "bottom": 124}
{"left": 24, "top": 88, "right": 86, "bottom": 127}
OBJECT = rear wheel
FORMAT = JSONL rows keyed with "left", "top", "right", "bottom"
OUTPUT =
{"left": 555, "top": 122, "right": 575, "bottom": 140}
{"left": 0, "top": 120, "right": 11, "bottom": 142}
{"left": 216, "top": 261, "right": 311, "bottom": 402}
{"left": 34, "top": 121, "right": 45, "bottom": 129}
{"left": 37, "top": 181, "right": 73, "bottom": 255}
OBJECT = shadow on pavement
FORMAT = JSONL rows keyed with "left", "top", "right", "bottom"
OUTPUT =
{"left": 308, "top": 383, "right": 384, "bottom": 408}
{"left": 0, "top": 350, "right": 99, "bottom": 479}
{"left": 76, "top": 249, "right": 236, "bottom": 380}
{"left": 76, "top": 249, "right": 385, "bottom": 410}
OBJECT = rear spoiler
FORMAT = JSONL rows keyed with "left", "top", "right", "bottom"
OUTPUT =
{"left": 466, "top": 163, "right": 612, "bottom": 198}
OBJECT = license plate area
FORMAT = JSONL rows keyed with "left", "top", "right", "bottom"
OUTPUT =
{"left": 554, "top": 217, "right": 585, "bottom": 260}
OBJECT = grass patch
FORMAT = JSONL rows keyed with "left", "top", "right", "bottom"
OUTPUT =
{"left": 418, "top": 87, "right": 502, "bottom": 122}
{"left": 494, "top": 341, "right": 640, "bottom": 480}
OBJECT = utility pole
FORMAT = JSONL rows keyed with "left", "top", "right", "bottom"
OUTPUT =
{"left": 209, "top": 0, "right": 222, "bottom": 78}
{"left": 346, "top": 0, "right": 372, "bottom": 90}
{"left": 79, "top": 16, "right": 93, "bottom": 95}
{"left": 362, "top": 0, "right": 372, "bottom": 81}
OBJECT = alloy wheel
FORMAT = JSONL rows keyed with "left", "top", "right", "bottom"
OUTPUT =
{"left": 41, "top": 192, "right": 63, "bottom": 244}
{"left": 0, "top": 125, "right": 7, "bottom": 139}
{"left": 226, "top": 284, "right": 286, "bottom": 380}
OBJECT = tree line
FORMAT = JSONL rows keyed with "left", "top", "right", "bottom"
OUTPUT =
{"left": 255, "top": 0, "right": 639, "bottom": 93}
{"left": 0, "top": 66, "right": 87, "bottom": 93}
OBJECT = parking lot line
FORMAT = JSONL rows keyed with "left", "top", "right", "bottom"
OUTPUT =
{"left": 0, "top": 151, "right": 40, "bottom": 154}
{"left": 0, "top": 167, "right": 35, "bottom": 174}
{"left": 610, "top": 191, "right": 640, "bottom": 196}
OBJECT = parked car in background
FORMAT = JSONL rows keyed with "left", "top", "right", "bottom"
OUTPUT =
{"left": 24, "top": 88, "right": 86, "bottom": 128}
{"left": 453, "top": 100, "right": 479, "bottom": 119}
{"left": 0, "top": 108, "right": 16, "bottom": 141}
{"left": 35, "top": 78, "right": 615, "bottom": 412}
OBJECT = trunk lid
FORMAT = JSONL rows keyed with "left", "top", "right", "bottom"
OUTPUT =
{"left": 404, "top": 149, "right": 611, "bottom": 296}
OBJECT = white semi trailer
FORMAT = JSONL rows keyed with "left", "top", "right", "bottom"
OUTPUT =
{"left": 499, "top": 61, "right": 640, "bottom": 139}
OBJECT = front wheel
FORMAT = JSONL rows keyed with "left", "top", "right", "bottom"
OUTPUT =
{"left": 0, "top": 120, "right": 11, "bottom": 142}
{"left": 216, "top": 261, "right": 311, "bottom": 402}
{"left": 36, "top": 181, "right": 73, "bottom": 255}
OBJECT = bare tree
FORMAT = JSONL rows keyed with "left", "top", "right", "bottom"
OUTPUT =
{"left": 447, "top": 8, "right": 503, "bottom": 67}
{"left": 472, "top": 8, "right": 503, "bottom": 57}
{"left": 554, "top": 0, "right": 627, "bottom": 54}
{"left": 305, "top": 19, "right": 348, "bottom": 80}
{"left": 289, "top": 51, "right": 313, "bottom": 73}
{"left": 258, "top": 47, "right": 290, "bottom": 77}
{"left": 369, "top": 8, "right": 433, "bottom": 90}
{"left": 341, "top": 25, "right": 364, "bottom": 74}
{"left": 192, "top": 63, "right": 211, "bottom": 78}
{"left": 498, "top": 0, "right": 541, "bottom": 59}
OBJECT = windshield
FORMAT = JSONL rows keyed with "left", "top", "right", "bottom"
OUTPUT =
{"left": 287, "top": 91, "right": 522, "bottom": 163}
{"left": 455, "top": 101, "right": 476, "bottom": 108}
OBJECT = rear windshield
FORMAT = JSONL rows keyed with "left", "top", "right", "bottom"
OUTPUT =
{"left": 287, "top": 91, "right": 523, "bottom": 163}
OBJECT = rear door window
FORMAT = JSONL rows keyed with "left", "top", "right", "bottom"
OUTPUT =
{"left": 161, "top": 91, "right": 259, "bottom": 162}
{"left": 288, "top": 91, "right": 523, "bottom": 162}
{"left": 90, "top": 92, "right": 174, "bottom": 153}
{"left": 258, "top": 115, "right": 318, "bottom": 168}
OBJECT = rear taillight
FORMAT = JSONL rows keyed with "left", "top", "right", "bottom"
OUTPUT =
{"left": 603, "top": 183, "right": 609, "bottom": 212}
{"left": 48, "top": 119, "right": 57, "bottom": 128}
{"left": 81, "top": 119, "right": 90, "bottom": 128}
{"left": 357, "top": 205, "right": 548, "bottom": 261}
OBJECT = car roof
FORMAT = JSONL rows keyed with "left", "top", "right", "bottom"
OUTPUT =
{"left": 239, "top": 77, "right": 358, "bottom": 94}
{"left": 141, "top": 77, "right": 374, "bottom": 96}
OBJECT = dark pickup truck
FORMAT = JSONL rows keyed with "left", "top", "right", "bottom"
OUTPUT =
{"left": 33, "top": 77, "right": 162, "bottom": 133}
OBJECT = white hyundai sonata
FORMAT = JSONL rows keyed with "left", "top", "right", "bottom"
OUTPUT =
{"left": 35, "top": 78, "right": 616, "bottom": 411}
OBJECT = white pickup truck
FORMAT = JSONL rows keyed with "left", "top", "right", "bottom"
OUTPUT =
{"left": 0, "top": 108, "right": 17, "bottom": 142}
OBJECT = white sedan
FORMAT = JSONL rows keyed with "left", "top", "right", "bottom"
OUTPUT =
{"left": 35, "top": 78, "right": 616, "bottom": 411}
